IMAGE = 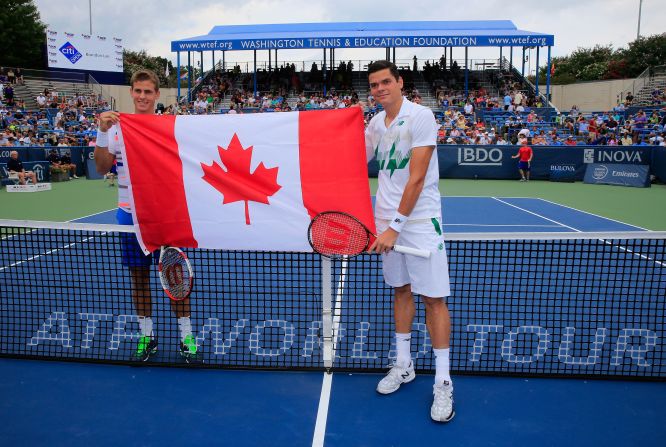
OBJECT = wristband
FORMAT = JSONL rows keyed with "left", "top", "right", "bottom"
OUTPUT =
{"left": 389, "top": 212, "right": 409, "bottom": 233}
{"left": 95, "top": 130, "right": 109, "bottom": 147}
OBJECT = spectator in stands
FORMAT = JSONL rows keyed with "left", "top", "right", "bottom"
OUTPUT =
{"left": 3, "top": 84, "right": 14, "bottom": 106}
{"left": 463, "top": 101, "right": 474, "bottom": 116}
{"left": 94, "top": 69, "right": 197, "bottom": 363}
{"left": 532, "top": 131, "right": 547, "bottom": 145}
{"left": 7, "top": 150, "right": 37, "bottom": 184}
{"left": 59, "top": 149, "right": 79, "bottom": 179}
{"left": 620, "top": 130, "right": 633, "bottom": 146}
{"left": 7, "top": 68, "right": 16, "bottom": 85}
{"left": 495, "top": 135, "right": 508, "bottom": 145}
{"left": 511, "top": 137, "right": 533, "bottom": 181}
{"left": 551, "top": 135, "right": 563, "bottom": 146}
{"left": 588, "top": 116, "right": 598, "bottom": 140}
{"left": 36, "top": 93, "right": 47, "bottom": 109}
{"left": 503, "top": 91, "right": 512, "bottom": 111}
{"left": 564, "top": 135, "right": 577, "bottom": 146}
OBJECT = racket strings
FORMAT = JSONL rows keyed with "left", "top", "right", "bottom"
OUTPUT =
{"left": 310, "top": 213, "right": 369, "bottom": 257}
{"left": 160, "top": 248, "right": 192, "bottom": 299}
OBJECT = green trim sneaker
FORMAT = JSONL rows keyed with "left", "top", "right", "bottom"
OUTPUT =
{"left": 135, "top": 336, "right": 158, "bottom": 361}
{"left": 180, "top": 334, "right": 198, "bottom": 362}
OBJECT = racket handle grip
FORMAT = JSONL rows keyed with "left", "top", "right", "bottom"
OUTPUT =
{"left": 393, "top": 244, "right": 430, "bottom": 258}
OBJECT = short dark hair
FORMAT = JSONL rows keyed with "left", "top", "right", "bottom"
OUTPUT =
{"left": 130, "top": 69, "right": 160, "bottom": 91}
{"left": 367, "top": 60, "right": 400, "bottom": 80}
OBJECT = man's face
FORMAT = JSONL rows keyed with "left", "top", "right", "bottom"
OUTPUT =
{"left": 130, "top": 80, "right": 160, "bottom": 114}
{"left": 10, "top": 151, "right": 17, "bottom": 159}
{"left": 368, "top": 68, "right": 403, "bottom": 109}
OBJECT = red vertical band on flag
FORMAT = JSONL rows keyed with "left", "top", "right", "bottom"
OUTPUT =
{"left": 119, "top": 114, "right": 197, "bottom": 251}
{"left": 299, "top": 108, "right": 376, "bottom": 234}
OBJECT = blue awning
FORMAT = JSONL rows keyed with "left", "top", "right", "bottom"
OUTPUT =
{"left": 171, "top": 20, "right": 554, "bottom": 52}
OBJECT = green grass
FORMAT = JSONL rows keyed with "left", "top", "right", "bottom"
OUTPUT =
{"left": 2, "top": 178, "right": 665, "bottom": 231}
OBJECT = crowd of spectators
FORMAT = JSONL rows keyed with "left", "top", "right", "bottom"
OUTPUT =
{"left": 1, "top": 64, "right": 665, "bottom": 153}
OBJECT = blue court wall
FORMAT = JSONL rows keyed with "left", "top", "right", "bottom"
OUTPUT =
{"left": 369, "top": 145, "right": 659, "bottom": 180}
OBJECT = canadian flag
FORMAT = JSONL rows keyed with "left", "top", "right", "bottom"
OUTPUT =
{"left": 119, "top": 108, "right": 375, "bottom": 253}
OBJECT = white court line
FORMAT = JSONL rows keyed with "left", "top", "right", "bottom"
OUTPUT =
{"left": 0, "top": 233, "right": 103, "bottom": 272}
{"left": 492, "top": 197, "right": 665, "bottom": 267}
{"left": 491, "top": 197, "right": 582, "bottom": 232}
{"left": 69, "top": 208, "right": 116, "bottom": 223}
{"left": 312, "top": 259, "right": 348, "bottom": 447}
{"left": 443, "top": 223, "right": 561, "bottom": 227}
{"left": 535, "top": 198, "right": 650, "bottom": 231}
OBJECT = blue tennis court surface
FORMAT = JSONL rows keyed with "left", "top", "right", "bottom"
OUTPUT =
{"left": 1, "top": 197, "right": 663, "bottom": 446}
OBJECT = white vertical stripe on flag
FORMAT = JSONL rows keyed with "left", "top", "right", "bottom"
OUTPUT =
{"left": 175, "top": 113, "right": 312, "bottom": 251}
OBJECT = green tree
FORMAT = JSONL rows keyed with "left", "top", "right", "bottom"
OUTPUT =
{"left": 123, "top": 49, "right": 174, "bottom": 88}
{"left": 538, "top": 34, "right": 666, "bottom": 84}
{"left": 614, "top": 33, "right": 666, "bottom": 77}
{"left": 0, "top": 0, "right": 47, "bottom": 68}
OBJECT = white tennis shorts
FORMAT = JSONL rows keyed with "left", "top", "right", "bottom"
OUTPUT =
{"left": 376, "top": 218, "right": 451, "bottom": 298}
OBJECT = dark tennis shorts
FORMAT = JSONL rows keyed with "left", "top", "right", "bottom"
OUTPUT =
{"left": 518, "top": 161, "right": 530, "bottom": 171}
{"left": 116, "top": 208, "right": 154, "bottom": 267}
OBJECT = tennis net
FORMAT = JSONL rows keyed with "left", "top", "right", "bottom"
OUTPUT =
{"left": 1, "top": 219, "right": 665, "bottom": 379}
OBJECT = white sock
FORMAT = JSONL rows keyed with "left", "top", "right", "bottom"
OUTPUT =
{"left": 395, "top": 332, "right": 412, "bottom": 368}
{"left": 138, "top": 316, "right": 153, "bottom": 337}
{"left": 178, "top": 316, "right": 192, "bottom": 341}
{"left": 434, "top": 348, "right": 452, "bottom": 386}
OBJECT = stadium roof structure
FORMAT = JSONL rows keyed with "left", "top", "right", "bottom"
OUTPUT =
{"left": 171, "top": 20, "right": 554, "bottom": 52}
{"left": 172, "top": 20, "right": 555, "bottom": 104}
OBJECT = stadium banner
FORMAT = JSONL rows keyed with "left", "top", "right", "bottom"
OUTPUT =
{"left": 652, "top": 146, "right": 666, "bottom": 183}
{"left": 590, "top": 147, "right": 651, "bottom": 165}
{"left": 584, "top": 163, "right": 651, "bottom": 188}
{"left": 429, "top": 146, "right": 587, "bottom": 180}
{"left": 46, "top": 29, "right": 123, "bottom": 72}
{"left": 368, "top": 146, "right": 657, "bottom": 180}
{"left": 0, "top": 148, "right": 30, "bottom": 165}
{"left": 172, "top": 34, "right": 554, "bottom": 52}
{"left": 0, "top": 161, "right": 50, "bottom": 182}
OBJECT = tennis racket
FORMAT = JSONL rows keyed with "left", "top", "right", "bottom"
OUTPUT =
{"left": 158, "top": 246, "right": 193, "bottom": 301}
{"left": 308, "top": 211, "right": 430, "bottom": 259}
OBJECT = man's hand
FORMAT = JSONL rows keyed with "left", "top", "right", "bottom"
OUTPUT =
{"left": 368, "top": 228, "right": 399, "bottom": 255}
{"left": 98, "top": 111, "right": 120, "bottom": 132}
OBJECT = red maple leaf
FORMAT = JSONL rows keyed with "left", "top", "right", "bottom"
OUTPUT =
{"left": 201, "top": 133, "right": 281, "bottom": 225}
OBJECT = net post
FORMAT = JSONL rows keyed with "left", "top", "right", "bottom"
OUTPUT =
{"left": 321, "top": 255, "right": 333, "bottom": 371}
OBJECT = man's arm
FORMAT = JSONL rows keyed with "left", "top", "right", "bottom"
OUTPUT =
{"left": 368, "top": 145, "right": 433, "bottom": 254}
{"left": 94, "top": 111, "right": 120, "bottom": 174}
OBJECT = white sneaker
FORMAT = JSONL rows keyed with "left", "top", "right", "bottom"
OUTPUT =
{"left": 376, "top": 362, "right": 415, "bottom": 394}
{"left": 431, "top": 381, "right": 455, "bottom": 422}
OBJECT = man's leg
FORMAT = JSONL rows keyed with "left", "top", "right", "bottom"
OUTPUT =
{"left": 130, "top": 265, "right": 157, "bottom": 361}
{"left": 170, "top": 299, "right": 197, "bottom": 359}
{"left": 423, "top": 296, "right": 451, "bottom": 382}
{"left": 424, "top": 296, "right": 455, "bottom": 423}
{"left": 18, "top": 172, "right": 26, "bottom": 185}
{"left": 377, "top": 284, "right": 416, "bottom": 394}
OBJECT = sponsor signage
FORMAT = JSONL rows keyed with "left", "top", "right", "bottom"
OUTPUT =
{"left": 584, "top": 163, "right": 650, "bottom": 188}
{"left": 46, "top": 29, "right": 123, "bottom": 72}
{"left": 172, "top": 34, "right": 554, "bottom": 52}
